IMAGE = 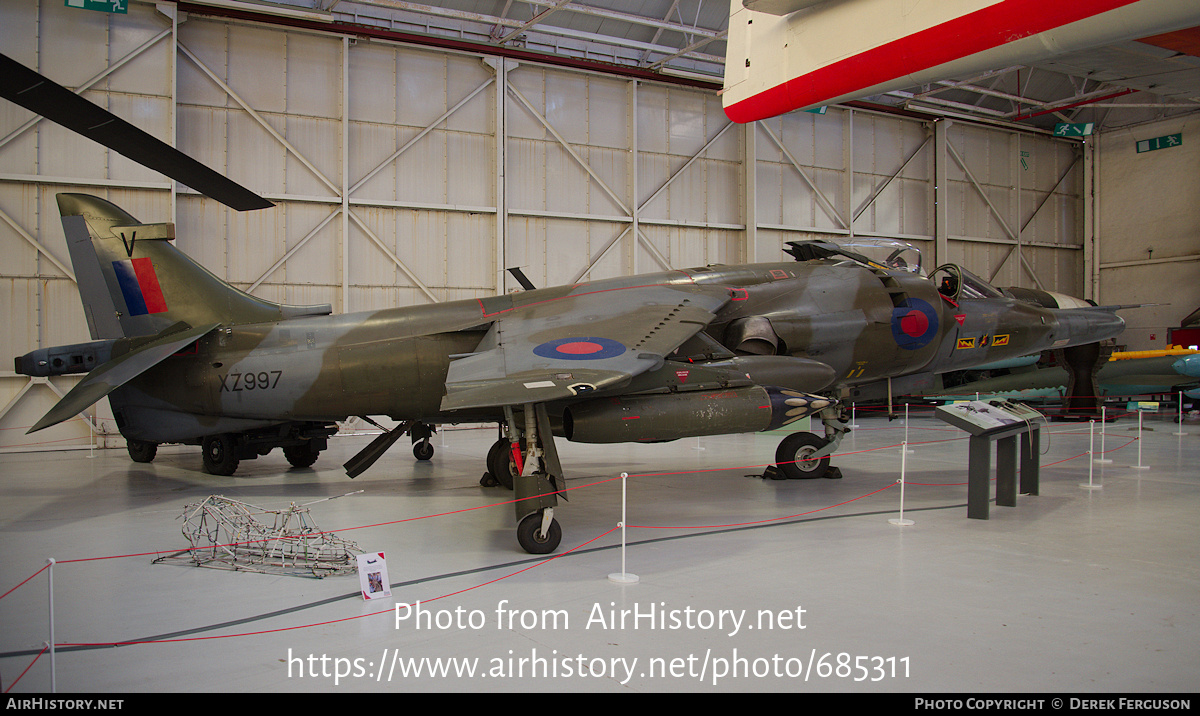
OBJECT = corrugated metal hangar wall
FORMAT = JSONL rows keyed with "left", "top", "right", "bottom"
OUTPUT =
{"left": 0, "top": 0, "right": 1086, "bottom": 451}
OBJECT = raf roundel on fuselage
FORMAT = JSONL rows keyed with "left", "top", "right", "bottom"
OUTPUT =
{"left": 891, "top": 297, "right": 939, "bottom": 350}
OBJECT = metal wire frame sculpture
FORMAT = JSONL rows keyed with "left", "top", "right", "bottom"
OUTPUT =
{"left": 154, "top": 495, "right": 360, "bottom": 578}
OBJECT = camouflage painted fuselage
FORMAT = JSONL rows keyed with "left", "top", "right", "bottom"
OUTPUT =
{"left": 112, "top": 260, "right": 1118, "bottom": 443}
{"left": 23, "top": 194, "right": 1124, "bottom": 446}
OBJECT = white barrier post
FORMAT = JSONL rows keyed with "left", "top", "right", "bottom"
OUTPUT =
{"left": 903, "top": 404, "right": 915, "bottom": 453}
{"left": 849, "top": 403, "right": 860, "bottom": 429}
{"left": 889, "top": 442, "right": 914, "bottom": 526}
{"left": 1174, "top": 391, "right": 1188, "bottom": 437}
{"left": 1132, "top": 409, "right": 1150, "bottom": 470}
{"left": 608, "top": 473, "right": 638, "bottom": 584}
{"left": 1081, "top": 421, "right": 1101, "bottom": 490}
{"left": 1094, "top": 406, "right": 1113, "bottom": 464}
{"left": 48, "top": 557, "right": 56, "bottom": 693}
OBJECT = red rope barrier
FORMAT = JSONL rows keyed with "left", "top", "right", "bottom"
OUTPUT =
{"left": 2, "top": 643, "right": 48, "bottom": 693}
{"left": 55, "top": 525, "right": 620, "bottom": 648}
{"left": 0, "top": 562, "right": 49, "bottom": 602}
{"left": 628, "top": 481, "right": 899, "bottom": 530}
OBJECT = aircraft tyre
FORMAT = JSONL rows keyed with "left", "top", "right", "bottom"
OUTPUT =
{"left": 284, "top": 443, "right": 321, "bottom": 468}
{"left": 202, "top": 434, "right": 240, "bottom": 476}
{"left": 775, "top": 432, "right": 831, "bottom": 480}
{"left": 127, "top": 439, "right": 157, "bottom": 463}
{"left": 413, "top": 440, "right": 434, "bottom": 461}
{"left": 486, "top": 438, "right": 517, "bottom": 490}
{"left": 517, "top": 510, "right": 561, "bottom": 554}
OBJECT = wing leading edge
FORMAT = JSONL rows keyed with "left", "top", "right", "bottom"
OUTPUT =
{"left": 441, "top": 283, "right": 732, "bottom": 411}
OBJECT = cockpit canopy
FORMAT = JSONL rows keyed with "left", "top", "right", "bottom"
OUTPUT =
{"left": 930, "top": 264, "right": 1005, "bottom": 301}
{"left": 784, "top": 238, "right": 924, "bottom": 275}
{"left": 838, "top": 239, "right": 925, "bottom": 276}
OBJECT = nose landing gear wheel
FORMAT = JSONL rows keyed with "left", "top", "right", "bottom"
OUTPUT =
{"left": 413, "top": 440, "right": 434, "bottom": 461}
{"left": 775, "top": 432, "right": 831, "bottom": 480}
{"left": 517, "top": 510, "right": 561, "bottom": 554}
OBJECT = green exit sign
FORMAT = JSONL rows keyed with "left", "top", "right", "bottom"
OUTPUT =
{"left": 1136, "top": 133, "right": 1182, "bottom": 153}
{"left": 65, "top": 0, "right": 126, "bottom": 14}
{"left": 1054, "top": 122, "right": 1094, "bottom": 137}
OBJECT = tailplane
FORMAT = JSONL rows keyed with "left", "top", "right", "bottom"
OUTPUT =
{"left": 56, "top": 193, "right": 330, "bottom": 339}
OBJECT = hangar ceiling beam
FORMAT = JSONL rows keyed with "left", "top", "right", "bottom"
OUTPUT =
{"left": 645, "top": 30, "right": 728, "bottom": 71}
{"left": 910, "top": 67, "right": 1022, "bottom": 103}
{"left": 349, "top": 0, "right": 725, "bottom": 67}
{"left": 519, "top": 0, "right": 724, "bottom": 39}
{"left": 496, "top": 0, "right": 572, "bottom": 45}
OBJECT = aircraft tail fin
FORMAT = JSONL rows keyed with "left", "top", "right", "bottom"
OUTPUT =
{"left": 56, "top": 193, "right": 330, "bottom": 339}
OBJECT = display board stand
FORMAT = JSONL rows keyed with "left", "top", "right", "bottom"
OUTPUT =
{"left": 936, "top": 401, "right": 1043, "bottom": 520}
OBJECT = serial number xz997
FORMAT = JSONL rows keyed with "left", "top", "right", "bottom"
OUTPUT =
{"left": 219, "top": 370, "right": 283, "bottom": 392}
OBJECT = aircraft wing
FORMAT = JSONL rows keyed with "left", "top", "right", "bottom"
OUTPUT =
{"left": 441, "top": 284, "right": 731, "bottom": 411}
{"left": 28, "top": 323, "right": 220, "bottom": 433}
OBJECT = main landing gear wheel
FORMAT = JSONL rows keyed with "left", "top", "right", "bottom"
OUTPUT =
{"left": 202, "top": 434, "right": 239, "bottom": 476}
{"left": 775, "top": 432, "right": 831, "bottom": 480}
{"left": 485, "top": 438, "right": 519, "bottom": 490}
{"left": 517, "top": 510, "right": 561, "bottom": 555}
{"left": 413, "top": 440, "right": 434, "bottom": 461}
{"left": 284, "top": 443, "right": 321, "bottom": 469}
{"left": 127, "top": 439, "right": 158, "bottom": 463}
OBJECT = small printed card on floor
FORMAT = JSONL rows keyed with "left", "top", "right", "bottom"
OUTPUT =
{"left": 357, "top": 552, "right": 392, "bottom": 600}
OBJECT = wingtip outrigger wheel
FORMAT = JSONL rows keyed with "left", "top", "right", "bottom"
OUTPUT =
{"left": 517, "top": 509, "right": 561, "bottom": 554}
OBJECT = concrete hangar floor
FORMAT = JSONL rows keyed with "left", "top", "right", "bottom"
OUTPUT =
{"left": 1, "top": 409, "right": 1197, "bottom": 694}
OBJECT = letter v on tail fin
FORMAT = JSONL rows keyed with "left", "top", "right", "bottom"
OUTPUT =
{"left": 56, "top": 193, "right": 331, "bottom": 340}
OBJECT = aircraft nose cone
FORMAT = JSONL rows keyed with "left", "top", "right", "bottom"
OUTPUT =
{"left": 1173, "top": 354, "right": 1200, "bottom": 378}
{"left": 1054, "top": 308, "right": 1125, "bottom": 347}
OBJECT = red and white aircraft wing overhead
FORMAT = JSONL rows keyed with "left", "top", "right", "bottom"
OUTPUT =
{"left": 722, "top": 0, "right": 1200, "bottom": 123}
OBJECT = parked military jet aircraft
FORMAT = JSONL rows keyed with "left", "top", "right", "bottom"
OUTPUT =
{"left": 13, "top": 197, "right": 1128, "bottom": 552}
{"left": 4, "top": 52, "right": 1129, "bottom": 554}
